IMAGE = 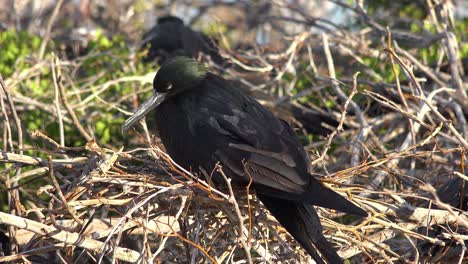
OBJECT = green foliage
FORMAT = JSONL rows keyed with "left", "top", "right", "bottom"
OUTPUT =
{"left": 0, "top": 30, "right": 42, "bottom": 77}
{"left": 0, "top": 28, "right": 154, "bottom": 208}
{"left": 1, "top": 29, "right": 150, "bottom": 148}
{"left": 202, "top": 21, "right": 228, "bottom": 37}
{"left": 76, "top": 33, "right": 149, "bottom": 145}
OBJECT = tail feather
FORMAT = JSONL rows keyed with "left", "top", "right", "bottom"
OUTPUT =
{"left": 304, "top": 178, "right": 367, "bottom": 217}
{"left": 258, "top": 194, "right": 343, "bottom": 264}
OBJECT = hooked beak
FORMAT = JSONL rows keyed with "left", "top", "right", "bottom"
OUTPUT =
{"left": 121, "top": 92, "right": 167, "bottom": 136}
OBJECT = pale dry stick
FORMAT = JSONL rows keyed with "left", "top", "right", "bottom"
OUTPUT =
{"left": 433, "top": 1, "right": 467, "bottom": 101}
{"left": 0, "top": 211, "right": 141, "bottom": 262}
{"left": 57, "top": 73, "right": 93, "bottom": 142}
{"left": 87, "top": 177, "right": 161, "bottom": 189}
{"left": 221, "top": 54, "right": 273, "bottom": 73}
{"left": 372, "top": 217, "right": 444, "bottom": 245}
{"left": 322, "top": 33, "right": 368, "bottom": 167}
{"left": 8, "top": 217, "right": 181, "bottom": 246}
{"left": 0, "top": 85, "right": 14, "bottom": 151}
{"left": 458, "top": 246, "right": 466, "bottom": 264}
{"left": 0, "top": 244, "right": 64, "bottom": 262}
{"left": 0, "top": 151, "right": 88, "bottom": 166}
{"left": 216, "top": 242, "right": 233, "bottom": 263}
{"left": 338, "top": 223, "right": 417, "bottom": 259}
{"left": 124, "top": 150, "right": 272, "bottom": 261}
{"left": 426, "top": 0, "right": 443, "bottom": 32}
{"left": 199, "top": 165, "right": 273, "bottom": 262}
{"left": 77, "top": 75, "right": 154, "bottom": 107}
{"left": 454, "top": 171, "right": 468, "bottom": 182}
{"left": 97, "top": 184, "right": 186, "bottom": 264}
{"left": 312, "top": 72, "right": 360, "bottom": 166}
{"left": 11, "top": 94, "right": 72, "bottom": 123}
{"left": 68, "top": 198, "right": 133, "bottom": 207}
{"left": 5, "top": 167, "right": 49, "bottom": 185}
{"left": 422, "top": 184, "right": 468, "bottom": 228}
{"left": 225, "top": 245, "right": 237, "bottom": 263}
{"left": 0, "top": 75, "right": 23, "bottom": 152}
{"left": 272, "top": 32, "right": 309, "bottom": 83}
{"left": 93, "top": 216, "right": 181, "bottom": 240}
{"left": 47, "top": 155, "right": 84, "bottom": 227}
{"left": 223, "top": 32, "right": 308, "bottom": 74}
{"left": 4, "top": 61, "right": 48, "bottom": 89}
{"left": 38, "top": 0, "right": 64, "bottom": 59}
{"left": 218, "top": 166, "right": 252, "bottom": 264}
{"left": 306, "top": 44, "right": 318, "bottom": 75}
{"left": 387, "top": 27, "right": 417, "bottom": 163}
{"left": 151, "top": 212, "right": 222, "bottom": 263}
{"left": 362, "top": 90, "right": 452, "bottom": 140}
{"left": 393, "top": 44, "right": 447, "bottom": 87}
{"left": 0, "top": 73, "right": 23, "bottom": 254}
{"left": 140, "top": 119, "right": 154, "bottom": 151}
{"left": 439, "top": 232, "right": 468, "bottom": 243}
{"left": 363, "top": 89, "right": 457, "bottom": 191}
{"left": 359, "top": 198, "right": 468, "bottom": 228}
{"left": 335, "top": 228, "right": 401, "bottom": 261}
{"left": 275, "top": 83, "right": 328, "bottom": 105}
{"left": 96, "top": 191, "right": 160, "bottom": 264}
{"left": 419, "top": 91, "right": 468, "bottom": 149}
{"left": 153, "top": 148, "right": 230, "bottom": 200}
{"left": 260, "top": 222, "right": 289, "bottom": 258}
{"left": 51, "top": 55, "right": 65, "bottom": 147}
{"left": 95, "top": 95, "right": 133, "bottom": 115}
{"left": 366, "top": 73, "right": 426, "bottom": 190}
{"left": 386, "top": 47, "right": 468, "bottom": 149}
{"left": 444, "top": 33, "right": 465, "bottom": 99}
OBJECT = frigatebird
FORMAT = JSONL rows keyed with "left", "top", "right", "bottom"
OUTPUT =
{"left": 122, "top": 57, "right": 367, "bottom": 263}
{"left": 141, "top": 16, "right": 222, "bottom": 64}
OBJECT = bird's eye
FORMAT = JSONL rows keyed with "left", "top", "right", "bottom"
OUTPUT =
{"left": 166, "top": 83, "right": 173, "bottom": 91}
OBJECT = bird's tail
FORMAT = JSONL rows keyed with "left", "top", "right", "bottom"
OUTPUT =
{"left": 258, "top": 194, "right": 343, "bottom": 264}
{"left": 304, "top": 177, "right": 368, "bottom": 217}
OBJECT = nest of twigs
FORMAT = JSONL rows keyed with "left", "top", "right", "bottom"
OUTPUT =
{"left": 1, "top": 0, "right": 468, "bottom": 263}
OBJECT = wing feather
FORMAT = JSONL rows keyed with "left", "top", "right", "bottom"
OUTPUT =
{"left": 188, "top": 79, "right": 312, "bottom": 195}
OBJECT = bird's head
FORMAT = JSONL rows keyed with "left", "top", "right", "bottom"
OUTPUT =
{"left": 121, "top": 57, "right": 207, "bottom": 135}
{"left": 157, "top": 15, "right": 184, "bottom": 25}
{"left": 153, "top": 56, "right": 208, "bottom": 93}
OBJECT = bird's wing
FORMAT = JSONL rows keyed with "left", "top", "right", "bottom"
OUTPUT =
{"left": 190, "top": 80, "right": 313, "bottom": 195}
{"left": 199, "top": 95, "right": 368, "bottom": 215}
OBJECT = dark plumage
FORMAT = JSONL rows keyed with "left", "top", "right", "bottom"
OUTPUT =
{"left": 141, "top": 16, "right": 223, "bottom": 64}
{"left": 122, "top": 57, "right": 367, "bottom": 263}
{"left": 417, "top": 177, "right": 468, "bottom": 262}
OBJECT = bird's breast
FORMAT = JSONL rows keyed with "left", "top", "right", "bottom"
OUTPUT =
{"left": 153, "top": 95, "right": 216, "bottom": 171}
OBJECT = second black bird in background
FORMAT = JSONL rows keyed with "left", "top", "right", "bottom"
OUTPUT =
{"left": 122, "top": 57, "right": 367, "bottom": 264}
{"left": 141, "top": 16, "right": 223, "bottom": 65}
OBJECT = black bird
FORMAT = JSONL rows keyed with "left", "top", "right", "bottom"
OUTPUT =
{"left": 122, "top": 57, "right": 367, "bottom": 263}
{"left": 141, "top": 16, "right": 223, "bottom": 64}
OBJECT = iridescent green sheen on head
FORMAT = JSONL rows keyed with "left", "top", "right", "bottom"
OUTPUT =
{"left": 153, "top": 56, "right": 208, "bottom": 93}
